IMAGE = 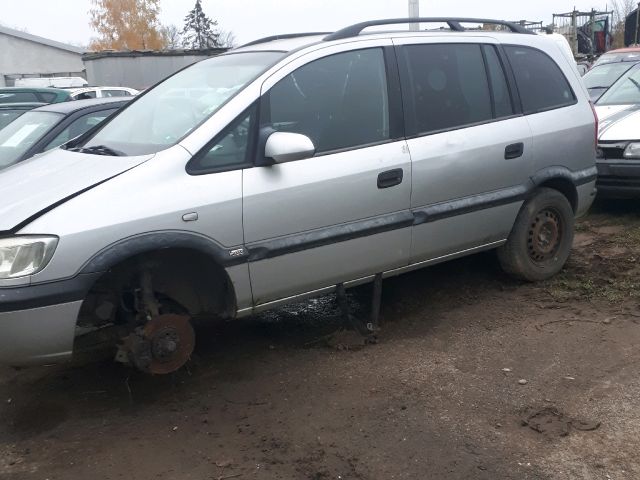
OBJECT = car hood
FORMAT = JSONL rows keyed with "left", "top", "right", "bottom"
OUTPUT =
{"left": 0, "top": 148, "right": 153, "bottom": 232}
{"left": 596, "top": 104, "right": 640, "bottom": 141}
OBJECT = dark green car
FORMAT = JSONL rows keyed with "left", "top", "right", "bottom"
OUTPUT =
{"left": 0, "top": 87, "right": 71, "bottom": 104}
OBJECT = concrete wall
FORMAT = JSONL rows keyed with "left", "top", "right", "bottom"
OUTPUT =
{"left": 84, "top": 54, "right": 215, "bottom": 90}
{"left": 0, "top": 34, "right": 84, "bottom": 87}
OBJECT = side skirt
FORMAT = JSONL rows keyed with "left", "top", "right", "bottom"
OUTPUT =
{"left": 235, "top": 239, "right": 506, "bottom": 318}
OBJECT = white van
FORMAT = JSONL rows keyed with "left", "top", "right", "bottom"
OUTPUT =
{"left": 14, "top": 77, "right": 88, "bottom": 88}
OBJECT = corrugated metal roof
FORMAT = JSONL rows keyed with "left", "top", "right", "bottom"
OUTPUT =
{"left": 0, "top": 25, "right": 85, "bottom": 54}
{"left": 82, "top": 47, "right": 227, "bottom": 60}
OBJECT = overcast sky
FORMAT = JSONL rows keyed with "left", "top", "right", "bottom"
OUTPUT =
{"left": 0, "top": 0, "right": 605, "bottom": 47}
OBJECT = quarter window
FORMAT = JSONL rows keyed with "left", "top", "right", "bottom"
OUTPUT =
{"left": 504, "top": 46, "right": 575, "bottom": 114}
{"left": 262, "top": 48, "right": 390, "bottom": 154}
{"left": 400, "top": 43, "right": 493, "bottom": 135}
{"left": 188, "top": 104, "right": 256, "bottom": 174}
{"left": 39, "top": 92, "right": 60, "bottom": 103}
{"left": 482, "top": 45, "right": 514, "bottom": 118}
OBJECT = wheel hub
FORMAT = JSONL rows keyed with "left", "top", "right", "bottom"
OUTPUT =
{"left": 125, "top": 314, "right": 195, "bottom": 374}
{"left": 528, "top": 208, "right": 562, "bottom": 263}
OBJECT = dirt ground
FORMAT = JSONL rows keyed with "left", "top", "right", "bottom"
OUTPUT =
{"left": 2, "top": 200, "right": 640, "bottom": 480}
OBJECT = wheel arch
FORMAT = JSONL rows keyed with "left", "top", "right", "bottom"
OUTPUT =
{"left": 77, "top": 231, "right": 243, "bottom": 322}
{"left": 530, "top": 167, "right": 579, "bottom": 213}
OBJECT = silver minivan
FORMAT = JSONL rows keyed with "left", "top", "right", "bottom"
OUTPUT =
{"left": 0, "top": 19, "right": 597, "bottom": 373}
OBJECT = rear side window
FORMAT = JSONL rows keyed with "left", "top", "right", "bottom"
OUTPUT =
{"left": 262, "top": 48, "right": 390, "bottom": 154}
{"left": 0, "top": 92, "right": 39, "bottom": 103}
{"left": 400, "top": 43, "right": 493, "bottom": 135}
{"left": 75, "top": 91, "right": 97, "bottom": 100}
{"left": 504, "top": 46, "right": 576, "bottom": 114}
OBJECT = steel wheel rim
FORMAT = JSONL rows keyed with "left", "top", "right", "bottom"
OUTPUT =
{"left": 527, "top": 207, "right": 563, "bottom": 264}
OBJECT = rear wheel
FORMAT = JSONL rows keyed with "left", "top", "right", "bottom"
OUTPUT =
{"left": 498, "top": 188, "right": 574, "bottom": 281}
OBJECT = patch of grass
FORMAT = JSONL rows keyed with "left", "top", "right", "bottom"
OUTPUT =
{"left": 544, "top": 271, "right": 640, "bottom": 303}
{"left": 617, "top": 226, "right": 640, "bottom": 249}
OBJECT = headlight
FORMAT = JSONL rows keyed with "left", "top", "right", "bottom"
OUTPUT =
{"left": 623, "top": 142, "right": 640, "bottom": 159}
{"left": 0, "top": 236, "right": 58, "bottom": 279}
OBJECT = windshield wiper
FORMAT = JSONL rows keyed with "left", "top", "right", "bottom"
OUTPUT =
{"left": 628, "top": 77, "right": 640, "bottom": 92}
{"left": 68, "top": 145, "right": 124, "bottom": 156}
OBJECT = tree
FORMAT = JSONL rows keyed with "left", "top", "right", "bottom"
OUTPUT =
{"left": 161, "top": 24, "right": 183, "bottom": 49}
{"left": 89, "top": 0, "right": 167, "bottom": 51}
{"left": 218, "top": 30, "right": 236, "bottom": 48}
{"left": 610, "top": 0, "right": 637, "bottom": 48}
{"left": 182, "top": 0, "right": 220, "bottom": 49}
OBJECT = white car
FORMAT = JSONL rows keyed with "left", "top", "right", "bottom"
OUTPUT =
{"left": 595, "top": 63, "right": 640, "bottom": 197}
{"left": 69, "top": 86, "right": 138, "bottom": 100}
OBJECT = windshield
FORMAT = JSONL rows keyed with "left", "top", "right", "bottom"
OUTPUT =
{"left": 593, "top": 52, "right": 640, "bottom": 67}
{"left": 0, "top": 111, "right": 63, "bottom": 169}
{"left": 584, "top": 63, "right": 634, "bottom": 90}
{"left": 597, "top": 65, "right": 640, "bottom": 105}
{"left": 80, "top": 51, "right": 284, "bottom": 156}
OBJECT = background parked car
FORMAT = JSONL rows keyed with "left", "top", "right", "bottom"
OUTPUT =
{"left": 14, "top": 77, "right": 88, "bottom": 88}
{"left": 0, "top": 87, "right": 71, "bottom": 104}
{"left": 583, "top": 61, "right": 640, "bottom": 101}
{"left": 592, "top": 46, "right": 640, "bottom": 67}
{"left": 594, "top": 63, "right": 640, "bottom": 197}
{"left": 0, "top": 102, "right": 46, "bottom": 129}
{"left": 0, "top": 97, "right": 129, "bottom": 171}
{"left": 68, "top": 86, "right": 138, "bottom": 100}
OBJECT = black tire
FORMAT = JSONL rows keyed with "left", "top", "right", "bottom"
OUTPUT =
{"left": 497, "top": 187, "right": 574, "bottom": 282}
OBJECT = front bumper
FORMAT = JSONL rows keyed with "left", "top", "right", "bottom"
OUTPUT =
{"left": 0, "top": 273, "right": 100, "bottom": 366}
{"left": 596, "top": 161, "right": 640, "bottom": 198}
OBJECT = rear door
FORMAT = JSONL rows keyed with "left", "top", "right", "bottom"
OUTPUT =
{"left": 242, "top": 41, "right": 412, "bottom": 305}
{"left": 394, "top": 38, "right": 534, "bottom": 264}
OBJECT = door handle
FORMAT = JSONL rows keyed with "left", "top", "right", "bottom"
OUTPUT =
{"left": 505, "top": 142, "right": 524, "bottom": 160}
{"left": 377, "top": 168, "right": 404, "bottom": 189}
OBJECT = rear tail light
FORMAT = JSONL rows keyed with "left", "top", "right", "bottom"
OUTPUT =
{"left": 589, "top": 101, "right": 599, "bottom": 151}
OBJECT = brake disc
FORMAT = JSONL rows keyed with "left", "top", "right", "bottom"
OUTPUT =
{"left": 126, "top": 314, "right": 195, "bottom": 374}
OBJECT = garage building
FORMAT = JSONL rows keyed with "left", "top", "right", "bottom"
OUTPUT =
{"left": 0, "top": 25, "right": 85, "bottom": 87}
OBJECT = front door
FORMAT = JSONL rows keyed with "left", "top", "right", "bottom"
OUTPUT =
{"left": 243, "top": 44, "right": 412, "bottom": 305}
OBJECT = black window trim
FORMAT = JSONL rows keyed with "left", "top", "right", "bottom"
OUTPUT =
{"left": 396, "top": 41, "right": 520, "bottom": 139}
{"left": 495, "top": 44, "right": 523, "bottom": 115}
{"left": 481, "top": 44, "right": 518, "bottom": 119}
{"left": 186, "top": 102, "right": 259, "bottom": 176}
{"left": 501, "top": 43, "right": 578, "bottom": 116}
{"left": 256, "top": 45, "right": 405, "bottom": 161}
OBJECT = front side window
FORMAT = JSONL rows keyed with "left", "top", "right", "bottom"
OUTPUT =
{"left": 262, "top": 48, "right": 390, "bottom": 154}
{"left": 505, "top": 46, "right": 575, "bottom": 114}
{"left": 0, "top": 111, "right": 63, "bottom": 169}
{"left": 401, "top": 43, "right": 493, "bottom": 135}
{"left": 45, "top": 109, "right": 117, "bottom": 151}
{"left": 79, "top": 51, "right": 284, "bottom": 157}
{"left": 597, "top": 65, "right": 640, "bottom": 105}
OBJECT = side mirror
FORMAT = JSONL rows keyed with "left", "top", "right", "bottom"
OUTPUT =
{"left": 264, "top": 132, "right": 315, "bottom": 164}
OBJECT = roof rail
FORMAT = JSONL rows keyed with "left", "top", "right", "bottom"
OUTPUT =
{"left": 241, "top": 32, "right": 331, "bottom": 48}
{"left": 324, "top": 18, "right": 535, "bottom": 41}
